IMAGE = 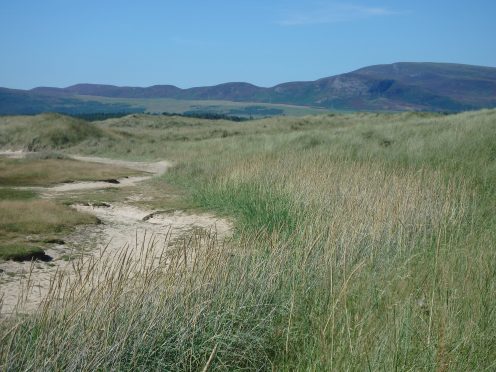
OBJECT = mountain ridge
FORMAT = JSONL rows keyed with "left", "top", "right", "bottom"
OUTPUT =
{"left": 3, "top": 62, "right": 496, "bottom": 114}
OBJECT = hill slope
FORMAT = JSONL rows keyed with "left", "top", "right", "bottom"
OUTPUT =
{"left": 2, "top": 62, "right": 496, "bottom": 114}
{"left": 0, "top": 87, "right": 145, "bottom": 115}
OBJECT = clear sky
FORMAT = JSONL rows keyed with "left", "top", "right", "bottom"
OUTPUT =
{"left": 1, "top": 0, "right": 495, "bottom": 89}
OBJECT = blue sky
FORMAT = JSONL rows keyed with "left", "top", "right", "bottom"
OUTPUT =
{"left": 1, "top": 0, "right": 495, "bottom": 89}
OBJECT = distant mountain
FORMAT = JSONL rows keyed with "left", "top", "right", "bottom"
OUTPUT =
{"left": 32, "top": 84, "right": 183, "bottom": 99}
{"left": 31, "top": 82, "right": 269, "bottom": 101}
{"left": 2, "top": 62, "right": 496, "bottom": 115}
{"left": 0, "top": 87, "right": 145, "bottom": 115}
{"left": 268, "top": 62, "right": 496, "bottom": 111}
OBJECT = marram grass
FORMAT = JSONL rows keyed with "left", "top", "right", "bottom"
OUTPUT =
{"left": 1, "top": 109, "right": 496, "bottom": 370}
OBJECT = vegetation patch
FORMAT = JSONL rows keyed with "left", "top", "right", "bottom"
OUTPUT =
{"left": 25, "top": 151, "right": 69, "bottom": 160}
{"left": 0, "top": 188, "right": 36, "bottom": 200}
{"left": 0, "top": 113, "right": 109, "bottom": 151}
{"left": 0, "top": 245, "right": 51, "bottom": 262}
{"left": 0, "top": 158, "right": 140, "bottom": 187}
{"left": 0, "top": 200, "right": 97, "bottom": 234}
{"left": 0, "top": 200, "right": 97, "bottom": 261}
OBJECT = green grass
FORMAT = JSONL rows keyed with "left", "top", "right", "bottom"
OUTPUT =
{"left": 1, "top": 110, "right": 495, "bottom": 370}
{"left": 75, "top": 95, "right": 331, "bottom": 116}
{"left": 0, "top": 112, "right": 109, "bottom": 151}
{"left": 0, "top": 200, "right": 97, "bottom": 235}
{"left": 0, "top": 245, "right": 46, "bottom": 261}
{"left": 0, "top": 188, "right": 36, "bottom": 200}
{"left": 0, "top": 199, "right": 97, "bottom": 262}
{"left": 163, "top": 109, "right": 496, "bottom": 369}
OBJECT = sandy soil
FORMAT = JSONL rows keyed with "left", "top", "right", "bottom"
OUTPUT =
{"left": 0, "top": 154, "right": 232, "bottom": 315}
{"left": 0, "top": 150, "right": 26, "bottom": 159}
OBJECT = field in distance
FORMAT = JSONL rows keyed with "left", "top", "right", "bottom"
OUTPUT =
{"left": 74, "top": 95, "right": 331, "bottom": 117}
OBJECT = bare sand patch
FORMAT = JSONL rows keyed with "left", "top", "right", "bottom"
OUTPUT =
{"left": 0, "top": 150, "right": 25, "bottom": 159}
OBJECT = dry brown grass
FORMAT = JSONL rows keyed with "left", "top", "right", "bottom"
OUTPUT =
{"left": 0, "top": 200, "right": 96, "bottom": 234}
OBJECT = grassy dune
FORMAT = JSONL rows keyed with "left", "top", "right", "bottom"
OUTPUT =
{"left": 163, "top": 109, "right": 496, "bottom": 369}
{"left": 0, "top": 113, "right": 108, "bottom": 151}
{"left": 1, "top": 110, "right": 495, "bottom": 369}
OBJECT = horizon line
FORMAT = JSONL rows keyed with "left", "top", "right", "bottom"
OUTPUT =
{"left": 2, "top": 61, "right": 496, "bottom": 91}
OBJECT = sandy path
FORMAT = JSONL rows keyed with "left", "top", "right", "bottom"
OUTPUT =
{"left": 0, "top": 150, "right": 26, "bottom": 159}
{"left": 3, "top": 154, "right": 171, "bottom": 194}
{"left": 0, "top": 154, "right": 231, "bottom": 315}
